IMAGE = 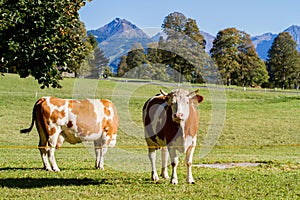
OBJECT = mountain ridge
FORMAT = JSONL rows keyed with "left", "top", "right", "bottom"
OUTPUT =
{"left": 88, "top": 18, "right": 300, "bottom": 69}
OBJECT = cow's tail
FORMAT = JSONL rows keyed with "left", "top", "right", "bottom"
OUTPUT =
{"left": 20, "top": 99, "right": 40, "bottom": 134}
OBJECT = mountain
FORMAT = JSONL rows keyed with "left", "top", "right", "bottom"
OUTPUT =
{"left": 284, "top": 25, "right": 300, "bottom": 51}
{"left": 88, "top": 18, "right": 216, "bottom": 71}
{"left": 252, "top": 25, "right": 300, "bottom": 60}
{"left": 251, "top": 33, "right": 277, "bottom": 60}
{"left": 151, "top": 31, "right": 167, "bottom": 41}
{"left": 200, "top": 31, "right": 215, "bottom": 53}
{"left": 87, "top": 18, "right": 300, "bottom": 71}
{"left": 88, "top": 18, "right": 150, "bottom": 42}
{"left": 87, "top": 18, "right": 152, "bottom": 72}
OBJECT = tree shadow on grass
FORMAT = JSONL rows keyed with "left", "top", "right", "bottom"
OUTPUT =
{"left": 0, "top": 177, "right": 106, "bottom": 189}
{"left": 0, "top": 167, "right": 117, "bottom": 188}
{"left": 0, "top": 167, "right": 154, "bottom": 188}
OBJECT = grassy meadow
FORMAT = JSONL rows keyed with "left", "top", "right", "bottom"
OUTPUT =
{"left": 0, "top": 73, "right": 300, "bottom": 199}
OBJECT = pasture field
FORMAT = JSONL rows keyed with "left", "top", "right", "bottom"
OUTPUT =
{"left": 0, "top": 73, "right": 300, "bottom": 199}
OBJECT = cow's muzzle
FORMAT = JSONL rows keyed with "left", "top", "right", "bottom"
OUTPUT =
{"left": 173, "top": 113, "right": 184, "bottom": 122}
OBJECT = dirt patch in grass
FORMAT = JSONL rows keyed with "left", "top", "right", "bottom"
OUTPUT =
{"left": 193, "top": 162, "right": 261, "bottom": 169}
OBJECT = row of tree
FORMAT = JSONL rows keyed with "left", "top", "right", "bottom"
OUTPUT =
{"left": 1, "top": 2, "right": 300, "bottom": 89}
{"left": 117, "top": 12, "right": 300, "bottom": 89}
{"left": 118, "top": 12, "right": 212, "bottom": 83}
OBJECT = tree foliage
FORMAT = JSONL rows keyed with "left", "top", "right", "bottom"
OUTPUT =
{"left": 83, "top": 34, "right": 109, "bottom": 79}
{"left": 117, "top": 55, "right": 128, "bottom": 77}
{"left": 267, "top": 32, "right": 300, "bottom": 89}
{"left": 210, "top": 28, "right": 268, "bottom": 86}
{"left": 160, "top": 12, "right": 208, "bottom": 83}
{"left": 0, "top": 0, "right": 91, "bottom": 88}
{"left": 116, "top": 12, "right": 209, "bottom": 83}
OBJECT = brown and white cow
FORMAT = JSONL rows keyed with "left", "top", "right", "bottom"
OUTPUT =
{"left": 143, "top": 89, "right": 204, "bottom": 184}
{"left": 20, "top": 97, "right": 119, "bottom": 171}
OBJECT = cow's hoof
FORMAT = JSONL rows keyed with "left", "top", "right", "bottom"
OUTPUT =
{"left": 53, "top": 168, "right": 60, "bottom": 172}
{"left": 95, "top": 165, "right": 105, "bottom": 170}
{"left": 153, "top": 176, "right": 159, "bottom": 183}
{"left": 171, "top": 179, "right": 178, "bottom": 184}
{"left": 152, "top": 171, "right": 159, "bottom": 183}
{"left": 187, "top": 179, "right": 195, "bottom": 184}
{"left": 160, "top": 173, "right": 170, "bottom": 179}
{"left": 96, "top": 167, "right": 104, "bottom": 170}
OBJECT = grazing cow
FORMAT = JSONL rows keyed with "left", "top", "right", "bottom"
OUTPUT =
{"left": 143, "top": 89, "right": 204, "bottom": 184}
{"left": 20, "top": 97, "right": 119, "bottom": 171}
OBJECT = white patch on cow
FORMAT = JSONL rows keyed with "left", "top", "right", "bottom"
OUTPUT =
{"left": 68, "top": 112, "right": 79, "bottom": 133}
{"left": 105, "top": 106, "right": 114, "bottom": 121}
{"left": 184, "top": 135, "right": 195, "bottom": 153}
{"left": 80, "top": 132, "right": 102, "bottom": 141}
{"left": 89, "top": 99, "right": 104, "bottom": 128}
{"left": 169, "top": 123, "right": 185, "bottom": 153}
{"left": 108, "top": 133, "right": 117, "bottom": 147}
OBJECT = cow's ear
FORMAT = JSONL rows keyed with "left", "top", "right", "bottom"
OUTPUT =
{"left": 193, "top": 95, "right": 204, "bottom": 104}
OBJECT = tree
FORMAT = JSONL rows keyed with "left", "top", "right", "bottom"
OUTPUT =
{"left": 162, "top": 12, "right": 187, "bottom": 38}
{"left": 0, "top": 0, "right": 91, "bottom": 88}
{"left": 86, "top": 35, "right": 109, "bottom": 79}
{"left": 117, "top": 55, "right": 128, "bottom": 77}
{"left": 267, "top": 32, "right": 300, "bottom": 89}
{"left": 236, "top": 31, "right": 269, "bottom": 87}
{"left": 184, "top": 18, "right": 206, "bottom": 49}
{"left": 161, "top": 12, "right": 207, "bottom": 83}
{"left": 77, "top": 33, "right": 96, "bottom": 77}
{"left": 125, "top": 43, "right": 147, "bottom": 78}
{"left": 210, "top": 28, "right": 268, "bottom": 87}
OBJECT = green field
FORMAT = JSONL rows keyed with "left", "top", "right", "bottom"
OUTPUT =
{"left": 1, "top": 74, "right": 300, "bottom": 199}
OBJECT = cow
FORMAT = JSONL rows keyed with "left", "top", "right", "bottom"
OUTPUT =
{"left": 142, "top": 89, "right": 204, "bottom": 184}
{"left": 20, "top": 97, "right": 119, "bottom": 172}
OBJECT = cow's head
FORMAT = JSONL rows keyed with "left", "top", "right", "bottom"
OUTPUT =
{"left": 160, "top": 89, "right": 204, "bottom": 123}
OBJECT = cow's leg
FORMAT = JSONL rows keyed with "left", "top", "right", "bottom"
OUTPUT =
{"left": 148, "top": 148, "right": 159, "bottom": 182}
{"left": 36, "top": 122, "right": 52, "bottom": 171}
{"left": 168, "top": 146, "right": 179, "bottom": 184}
{"left": 39, "top": 143, "right": 52, "bottom": 171}
{"left": 47, "top": 129, "right": 61, "bottom": 172}
{"left": 48, "top": 147, "right": 60, "bottom": 171}
{"left": 94, "top": 140, "right": 101, "bottom": 169}
{"left": 94, "top": 140, "right": 107, "bottom": 170}
{"left": 160, "top": 147, "right": 169, "bottom": 179}
{"left": 185, "top": 144, "right": 196, "bottom": 184}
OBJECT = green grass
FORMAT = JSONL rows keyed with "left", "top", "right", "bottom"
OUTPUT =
{"left": 1, "top": 73, "right": 300, "bottom": 199}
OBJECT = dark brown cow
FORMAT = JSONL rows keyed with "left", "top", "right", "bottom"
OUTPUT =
{"left": 143, "top": 89, "right": 204, "bottom": 184}
{"left": 21, "top": 97, "right": 119, "bottom": 171}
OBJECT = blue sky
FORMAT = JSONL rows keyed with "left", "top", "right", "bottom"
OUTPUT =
{"left": 79, "top": 0, "right": 300, "bottom": 36}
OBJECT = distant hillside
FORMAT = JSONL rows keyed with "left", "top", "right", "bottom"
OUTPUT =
{"left": 87, "top": 18, "right": 152, "bottom": 72}
{"left": 284, "top": 25, "right": 300, "bottom": 51}
{"left": 200, "top": 31, "right": 215, "bottom": 53}
{"left": 252, "top": 25, "right": 300, "bottom": 60}
{"left": 88, "top": 18, "right": 150, "bottom": 43}
{"left": 251, "top": 33, "right": 277, "bottom": 60}
{"left": 87, "top": 18, "right": 300, "bottom": 70}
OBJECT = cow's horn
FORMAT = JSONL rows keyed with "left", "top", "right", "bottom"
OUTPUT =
{"left": 160, "top": 89, "right": 168, "bottom": 96}
{"left": 188, "top": 89, "right": 199, "bottom": 96}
